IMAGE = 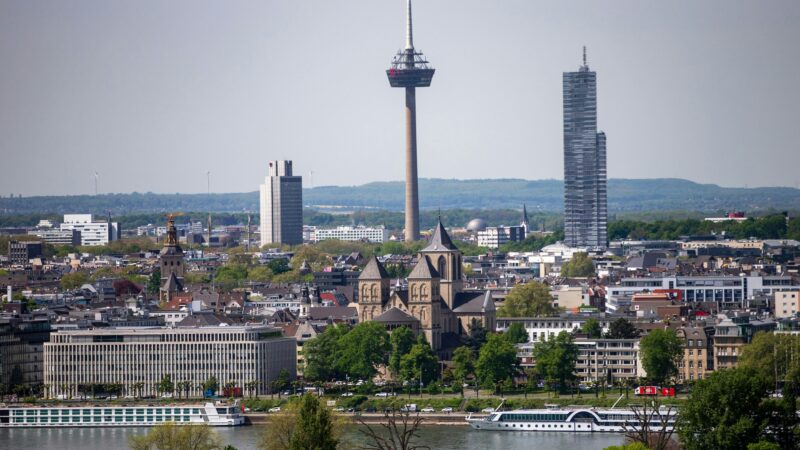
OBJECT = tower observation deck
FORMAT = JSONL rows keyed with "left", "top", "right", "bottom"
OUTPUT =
{"left": 386, "top": 0, "right": 434, "bottom": 242}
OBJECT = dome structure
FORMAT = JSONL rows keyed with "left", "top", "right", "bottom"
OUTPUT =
{"left": 466, "top": 218, "right": 487, "bottom": 232}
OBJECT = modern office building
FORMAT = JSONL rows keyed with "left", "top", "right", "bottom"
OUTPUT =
{"left": 44, "top": 325, "right": 296, "bottom": 398}
{"left": 0, "top": 318, "right": 51, "bottom": 392}
{"left": 259, "top": 160, "right": 303, "bottom": 246}
{"left": 563, "top": 47, "right": 607, "bottom": 249}
{"left": 28, "top": 229, "right": 81, "bottom": 246}
{"left": 477, "top": 226, "right": 526, "bottom": 249}
{"left": 8, "top": 241, "right": 43, "bottom": 264}
{"left": 60, "top": 214, "right": 120, "bottom": 246}
{"left": 313, "top": 226, "right": 389, "bottom": 243}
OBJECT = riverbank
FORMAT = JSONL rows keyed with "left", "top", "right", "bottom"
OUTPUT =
{"left": 245, "top": 412, "right": 475, "bottom": 426}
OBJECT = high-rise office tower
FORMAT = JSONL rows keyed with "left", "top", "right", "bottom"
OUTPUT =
{"left": 386, "top": 0, "right": 434, "bottom": 242}
{"left": 563, "top": 47, "right": 607, "bottom": 249}
{"left": 259, "top": 160, "right": 303, "bottom": 246}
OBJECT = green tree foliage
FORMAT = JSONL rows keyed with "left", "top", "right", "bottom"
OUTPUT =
{"left": 336, "top": 322, "right": 390, "bottom": 381}
{"left": 288, "top": 395, "right": 338, "bottom": 450}
{"left": 461, "top": 319, "right": 488, "bottom": 352}
{"left": 128, "top": 423, "right": 223, "bottom": 450}
{"left": 531, "top": 331, "right": 579, "bottom": 393}
{"left": 609, "top": 214, "right": 792, "bottom": 241}
{"left": 147, "top": 269, "right": 161, "bottom": 294}
{"left": 560, "top": 252, "right": 596, "bottom": 278}
{"left": 605, "top": 318, "right": 640, "bottom": 339}
{"left": 476, "top": 334, "right": 518, "bottom": 390}
{"left": 603, "top": 443, "right": 649, "bottom": 450}
{"left": 399, "top": 335, "right": 439, "bottom": 385}
{"left": 267, "top": 259, "right": 290, "bottom": 275}
{"left": 60, "top": 271, "right": 89, "bottom": 290}
{"left": 497, "top": 281, "right": 557, "bottom": 317}
{"left": 678, "top": 367, "right": 771, "bottom": 450}
{"left": 247, "top": 266, "right": 274, "bottom": 282}
{"left": 203, "top": 376, "right": 219, "bottom": 395}
{"left": 738, "top": 332, "right": 800, "bottom": 388}
{"left": 746, "top": 442, "right": 782, "bottom": 450}
{"left": 639, "top": 329, "right": 683, "bottom": 385}
{"left": 389, "top": 326, "right": 416, "bottom": 376}
{"left": 452, "top": 346, "right": 476, "bottom": 385}
{"left": 581, "top": 318, "right": 602, "bottom": 338}
{"left": 158, "top": 374, "right": 174, "bottom": 396}
{"left": 505, "top": 322, "right": 529, "bottom": 344}
{"left": 303, "top": 325, "right": 349, "bottom": 381}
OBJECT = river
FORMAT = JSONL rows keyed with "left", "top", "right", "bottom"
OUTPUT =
{"left": 0, "top": 426, "right": 625, "bottom": 450}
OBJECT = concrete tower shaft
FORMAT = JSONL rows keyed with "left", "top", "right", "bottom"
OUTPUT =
{"left": 386, "top": 0, "right": 434, "bottom": 242}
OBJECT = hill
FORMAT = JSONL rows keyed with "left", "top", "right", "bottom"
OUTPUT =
{"left": 0, "top": 178, "right": 798, "bottom": 216}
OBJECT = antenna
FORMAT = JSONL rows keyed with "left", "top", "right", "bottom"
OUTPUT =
{"left": 93, "top": 172, "right": 99, "bottom": 196}
{"left": 405, "top": 0, "right": 414, "bottom": 50}
{"left": 583, "top": 46, "right": 587, "bottom": 67}
{"left": 206, "top": 171, "right": 211, "bottom": 196}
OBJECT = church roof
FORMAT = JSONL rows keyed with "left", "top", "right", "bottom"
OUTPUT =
{"left": 407, "top": 255, "right": 439, "bottom": 279}
{"left": 374, "top": 307, "right": 419, "bottom": 323}
{"left": 452, "top": 290, "right": 494, "bottom": 313}
{"left": 161, "top": 272, "right": 184, "bottom": 293}
{"left": 359, "top": 256, "right": 389, "bottom": 280}
{"left": 422, "top": 220, "right": 458, "bottom": 252}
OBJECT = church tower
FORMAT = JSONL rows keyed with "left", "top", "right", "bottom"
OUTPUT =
{"left": 159, "top": 214, "right": 185, "bottom": 302}
{"left": 419, "top": 219, "right": 462, "bottom": 309}
{"left": 407, "top": 255, "right": 442, "bottom": 349}
{"left": 356, "top": 256, "right": 390, "bottom": 323}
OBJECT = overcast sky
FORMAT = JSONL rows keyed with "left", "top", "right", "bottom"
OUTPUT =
{"left": 1, "top": 0, "right": 799, "bottom": 196}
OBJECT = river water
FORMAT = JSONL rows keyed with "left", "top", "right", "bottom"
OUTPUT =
{"left": 0, "top": 426, "right": 624, "bottom": 450}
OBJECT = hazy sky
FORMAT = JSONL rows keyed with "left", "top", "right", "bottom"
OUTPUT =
{"left": 2, "top": 0, "right": 799, "bottom": 196}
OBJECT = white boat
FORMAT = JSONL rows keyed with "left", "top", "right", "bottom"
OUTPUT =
{"left": 466, "top": 403, "right": 677, "bottom": 433}
{"left": 0, "top": 400, "right": 245, "bottom": 427}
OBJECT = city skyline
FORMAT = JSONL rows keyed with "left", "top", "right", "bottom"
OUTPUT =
{"left": 2, "top": 0, "right": 800, "bottom": 196}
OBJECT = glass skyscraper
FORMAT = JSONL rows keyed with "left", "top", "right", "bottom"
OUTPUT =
{"left": 562, "top": 49, "right": 607, "bottom": 249}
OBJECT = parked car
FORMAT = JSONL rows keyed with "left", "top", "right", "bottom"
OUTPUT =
{"left": 481, "top": 407, "right": 495, "bottom": 413}
{"left": 268, "top": 407, "right": 281, "bottom": 413}
{"left": 334, "top": 407, "right": 345, "bottom": 412}
{"left": 341, "top": 392, "right": 354, "bottom": 397}
{"left": 421, "top": 407, "right": 435, "bottom": 413}
{"left": 375, "top": 392, "right": 389, "bottom": 397}
{"left": 441, "top": 407, "right": 454, "bottom": 413}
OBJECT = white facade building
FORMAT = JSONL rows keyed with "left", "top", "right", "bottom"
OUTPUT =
{"left": 477, "top": 226, "right": 525, "bottom": 249}
{"left": 60, "top": 214, "right": 120, "bottom": 246}
{"left": 44, "top": 325, "right": 296, "bottom": 398}
{"left": 496, "top": 316, "right": 612, "bottom": 343}
{"left": 313, "top": 226, "right": 389, "bottom": 243}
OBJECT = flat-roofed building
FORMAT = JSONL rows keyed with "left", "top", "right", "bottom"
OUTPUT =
{"left": 574, "top": 338, "right": 641, "bottom": 383}
{"left": 313, "top": 225, "right": 389, "bottom": 243}
{"left": 44, "top": 325, "right": 295, "bottom": 398}
{"left": 775, "top": 291, "right": 800, "bottom": 318}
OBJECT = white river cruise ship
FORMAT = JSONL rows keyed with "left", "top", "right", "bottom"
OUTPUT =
{"left": 467, "top": 403, "right": 677, "bottom": 433}
{"left": 0, "top": 401, "right": 244, "bottom": 427}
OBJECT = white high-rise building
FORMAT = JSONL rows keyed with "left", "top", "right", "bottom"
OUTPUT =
{"left": 259, "top": 161, "right": 303, "bottom": 246}
{"left": 60, "top": 214, "right": 120, "bottom": 246}
{"left": 313, "top": 226, "right": 389, "bottom": 243}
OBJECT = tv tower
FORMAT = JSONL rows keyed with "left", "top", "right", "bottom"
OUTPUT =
{"left": 386, "top": 0, "right": 434, "bottom": 242}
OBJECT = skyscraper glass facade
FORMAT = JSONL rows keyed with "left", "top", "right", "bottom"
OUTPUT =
{"left": 563, "top": 56, "right": 607, "bottom": 249}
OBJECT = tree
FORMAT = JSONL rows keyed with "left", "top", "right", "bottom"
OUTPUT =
{"left": 399, "top": 335, "right": 439, "bottom": 386}
{"left": 461, "top": 319, "right": 488, "bottom": 352}
{"left": 158, "top": 374, "right": 174, "bottom": 397}
{"left": 531, "top": 331, "right": 578, "bottom": 394}
{"left": 606, "top": 318, "right": 640, "bottom": 339}
{"left": 678, "top": 367, "right": 771, "bottom": 450}
{"left": 248, "top": 266, "right": 274, "bottom": 282}
{"left": 497, "top": 281, "right": 557, "bottom": 317}
{"left": 336, "top": 322, "right": 390, "bottom": 380}
{"left": 738, "top": 332, "right": 800, "bottom": 388}
{"left": 452, "top": 346, "right": 475, "bottom": 391}
{"left": 603, "top": 444, "right": 649, "bottom": 450}
{"left": 267, "top": 259, "right": 291, "bottom": 275}
{"left": 146, "top": 268, "right": 161, "bottom": 294}
{"left": 475, "top": 333, "right": 518, "bottom": 392}
{"left": 272, "top": 369, "right": 291, "bottom": 396}
{"left": 504, "top": 322, "right": 529, "bottom": 344}
{"left": 639, "top": 329, "right": 683, "bottom": 385}
{"left": 288, "top": 395, "right": 338, "bottom": 450}
{"left": 128, "top": 423, "right": 223, "bottom": 450}
{"left": 560, "top": 252, "right": 596, "bottom": 277}
{"left": 581, "top": 318, "right": 602, "bottom": 338}
{"left": 389, "top": 326, "right": 416, "bottom": 376}
{"left": 60, "top": 271, "right": 89, "bottom": 290}
{"left": 357, "top": 410, "right": 430, "bottom": 450}
{"left": 303, "top": 325, "right": 348, "bottom": 381}
{"left": 202, "top": 376, "right": 219, "bottom": 396}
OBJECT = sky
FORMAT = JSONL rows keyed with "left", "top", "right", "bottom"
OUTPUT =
{"left": 1, "top": 0, "right": 799, "bottom": 196}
